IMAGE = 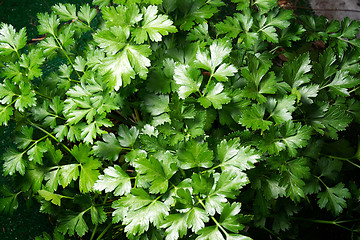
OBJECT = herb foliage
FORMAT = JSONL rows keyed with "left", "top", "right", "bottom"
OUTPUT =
{"left": 1, "top": 0, "right": 360, "bottom": 239}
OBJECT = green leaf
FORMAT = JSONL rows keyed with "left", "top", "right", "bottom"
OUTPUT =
{"left": 260, "top": 122, "right": 312, "bottom": 156}
{"left": 199, "top": 83, "right": 230, "bottom": 109}
{"left": 0, "top": 23, "right": 27, "bottom": 56}
{"left": 219, "top": 203, "right": 247, "bottom": 233}
{"left": 92, "top": 0, "right": 111, "bottom": 9}
{"left": 112, "top": 188, "right": 169, "bottom": 236}
{"left": 254, "top": 0, "right": 277, "bottom": 13}
{"left": 78, "top": 4, "right": 97, "bottom": 25}
{"left": 79, "top": 120, "right": 108, "bottom": 145}
{"left": 278, "top": 157, "right": 311, "bottom": 202}
{"left": 242, "top": 55, "right": 277, "bottom": 103}
{"left": 44, "top": 167, "right": 60, "bottom": 192}
{"left": 0, "top": 185, "right": 19, "bottom": 215}
{"left": 101, "top": 4, "right": 142, "bottom": 28}
{"left": 0, "top": 80, "right": 16, "bottom": 104}
{"left": 144, "top": 94, "right": 169, "bottom": 116}
{"left": 178, "top": 140, "right": 213, "bottom": 169}
{"left": 133, "top": 5, "right": 177, "bottom": 44}
{"left": 134, "top": 154, "right": 177, "bottom": 194}
{"left": 205, "top": 170, "right": 249, "bottom": 215}
{"left": 266, "top": 95, "right": 296, "bottom": 124}
{"left": 101, "top": 44, "right": 151, "bottom": 90}
{"left": 196, "top": 226, "right": 224, "bottom": 240}
{"left": 187, "top": 23, "right": 210, "bottom": 42}
{"left": 118, "top": 124, "right": 139, "bottom": 147}
{"left": 177, "top": 1, "right": 219, "bottom": 31}
{"left": 57, "top": 211, "right": 89, "bottom": 237}
{"left": 0, "top": 105, "right": 13, "bottom": 126}
{"left": 37, "top": 37, "right": 59, "bottom": 57}
{"left": 27, "top": 141, "right": 47, "bottom": 164}
{"left": 265, "top": 8, "right": 292, "bottom": 29}
{"left": 37, "top": 12, "right": 60, "bottom": 36}
{"left": 310, "top": 104, "right": 352, "bottom": 139}
{"left": 14, "top": 126, "right": 33, "bottom": 149}
{"left": 59, "top": 164, "right": 79, "bottom": 187}
{"left": 93, "top": 165, "right": 131, "bottom": 196}
{"left": 174, "top": 64, "right": 201, "bottom": 99}
{"left": 317, "top": 183, "right": 351, "bottom": 215}
{"left": 52, "top": 3, "right": 77, "bottom": 21}
{"left": 38, "top": 190, "right": 69, "bottom": 206}
{"left": 15, "top": 83, "right": 37, "bottom": 112}
{"left": 239, "top": 104, "right": 272, "bottom": 131}
{"left": 93, "top": 133, "right": 123, "bottom": 161}
{"left": 161, "top": 213, "right": 189, "bottom": 240}
{"left": 231, "top": 0, "right": 249, "bottom": 10}
{"left": 94, "top": 26, "right": 129, "bottom": 55}
{"left": 195, "top": 39, "right": 235, "bottom": 77}
{"left": 3, "top": 149, "right": 26, "bottom": 176}
{"left": 90, "top": 206, "right": 107, "bottom": 225}
{"left": 217, "top": 139, "right": 260, "bottom": 172}
{"left": 313, "top": 48, "right": 337, "bottom": 81}
{"left": 338, "top": 17, "right": 360, "bottom": 39}
{"left": 324, "top": 71, "right": 358, "bottom": 96}
{"left": 72, "top": 144, "right": 102, "bottom": 193}
{"left": 186, "top": 207, "right": 210, "bottom": 233}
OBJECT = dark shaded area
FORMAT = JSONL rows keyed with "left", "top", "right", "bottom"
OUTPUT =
{"left": 0, "top": 1, "right": 91, "bottom": 239}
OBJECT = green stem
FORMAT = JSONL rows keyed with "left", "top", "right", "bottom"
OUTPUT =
{"left": 263, "top": 227, "right": 282, "bottom": 240}
{"left": 25, "top": 135, "right": 48, "bottom": 152}
{"left": 202, "top": 75, "right": 213, "bottom": 97}
{"left": 102, "top": 193, "right": 109, "bottom": 205}
{"left": 75, "top": 18, "right": 94, "bottom": 31}
{"left": 315, "top": 175, "right": 328, "bottom": 188}
{"left": 336, "top": 37, "right": 360, "bottom": 48}
{"left": 349, "top": 85, "right": 360, "bottom": 94}
{"left": 28, "top": 120, "right": 72, "bottom": 154}
{"left": 95, "top": 222, "right": 112, "bottom": 240}
{"left": 134, "top": 108, "right": 141, "bottom": 123}
{"left": 294, "top": 217, "right": 360, "bottom": 232}
{"left": 196, "top": 196, "right": 229, "bottom": 237}
{"left": 90, "top": 224, "right": 98, "bottom": 240}
{"left": 52, "top": 35, "right": 81, "bottom": 79}
{"left": 34, "top": 91, "right": 52, "bottom": 100}
{"left": 322, "top": 154, "right": 360, "bottom": 169}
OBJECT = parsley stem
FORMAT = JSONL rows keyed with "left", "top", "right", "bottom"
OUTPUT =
{"left": 202, "top": 74, "right": 213, "bottom": 97}
{"left": 349, "top": 85, "right": 360, "bottom": 94}
{"left": 90, "top": 224, "right": 98, "bottom": 240}
{"left": 196, "top": 196, "right": 229, "bottom": 236}
{"left": 28, "top": 120, "right": 72, "bottom": 155}
{"left": 322, "top": 154, "right": 360, "bottom": 169}
{"left": 315, "top": 175, "right": 328, "bottom": 189}
{"left": 294, "top": 217, "right": 360, "bottom": 232}
{"left": 263, "top": 227, "right": 282, "bottom": 240}
{"left": 95, "top": 221, "right": 112, "bottom": 240}
{"left": 24, "top": 135, "right": 48, "bottom": 152}
{"left": 52, "top": 35, "right": 81, "bottom": 79}
{"left": 34, "top": 90, "right": 52, "bottom": 100}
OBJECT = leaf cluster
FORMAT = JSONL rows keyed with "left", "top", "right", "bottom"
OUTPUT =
{"left": 1, "top": 0, "right": 360, "bottom": 239}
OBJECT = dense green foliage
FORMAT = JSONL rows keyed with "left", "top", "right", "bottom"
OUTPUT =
{"left": 1, "top": 0, "right": 360, "bottom": 239}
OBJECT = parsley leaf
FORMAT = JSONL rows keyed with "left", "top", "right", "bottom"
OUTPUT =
{"left": 133, "top": 5, "right": 177, "bottom": 44}
{"left": 71, "top": 144, "right": 101, "bottom": 193}
{"left": 178, "top": 140, "right": 214, "bottom": 169}
{"left": 112, "top": 188, "right": 169, "bottom": 236}
{"left": 57, "top": 211, "right": 89, "bottom": 237}
{"left": 217, "top": 139, "right": 260, "bottom": 172}
{"left": 317, "top": 183, "right": 351, "bottom": 216}
{"left": 0, "top": 23, "right": 27, "bottom": 56}
{"left": 94, "top": 165, "right": 131, "bottom": 196}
